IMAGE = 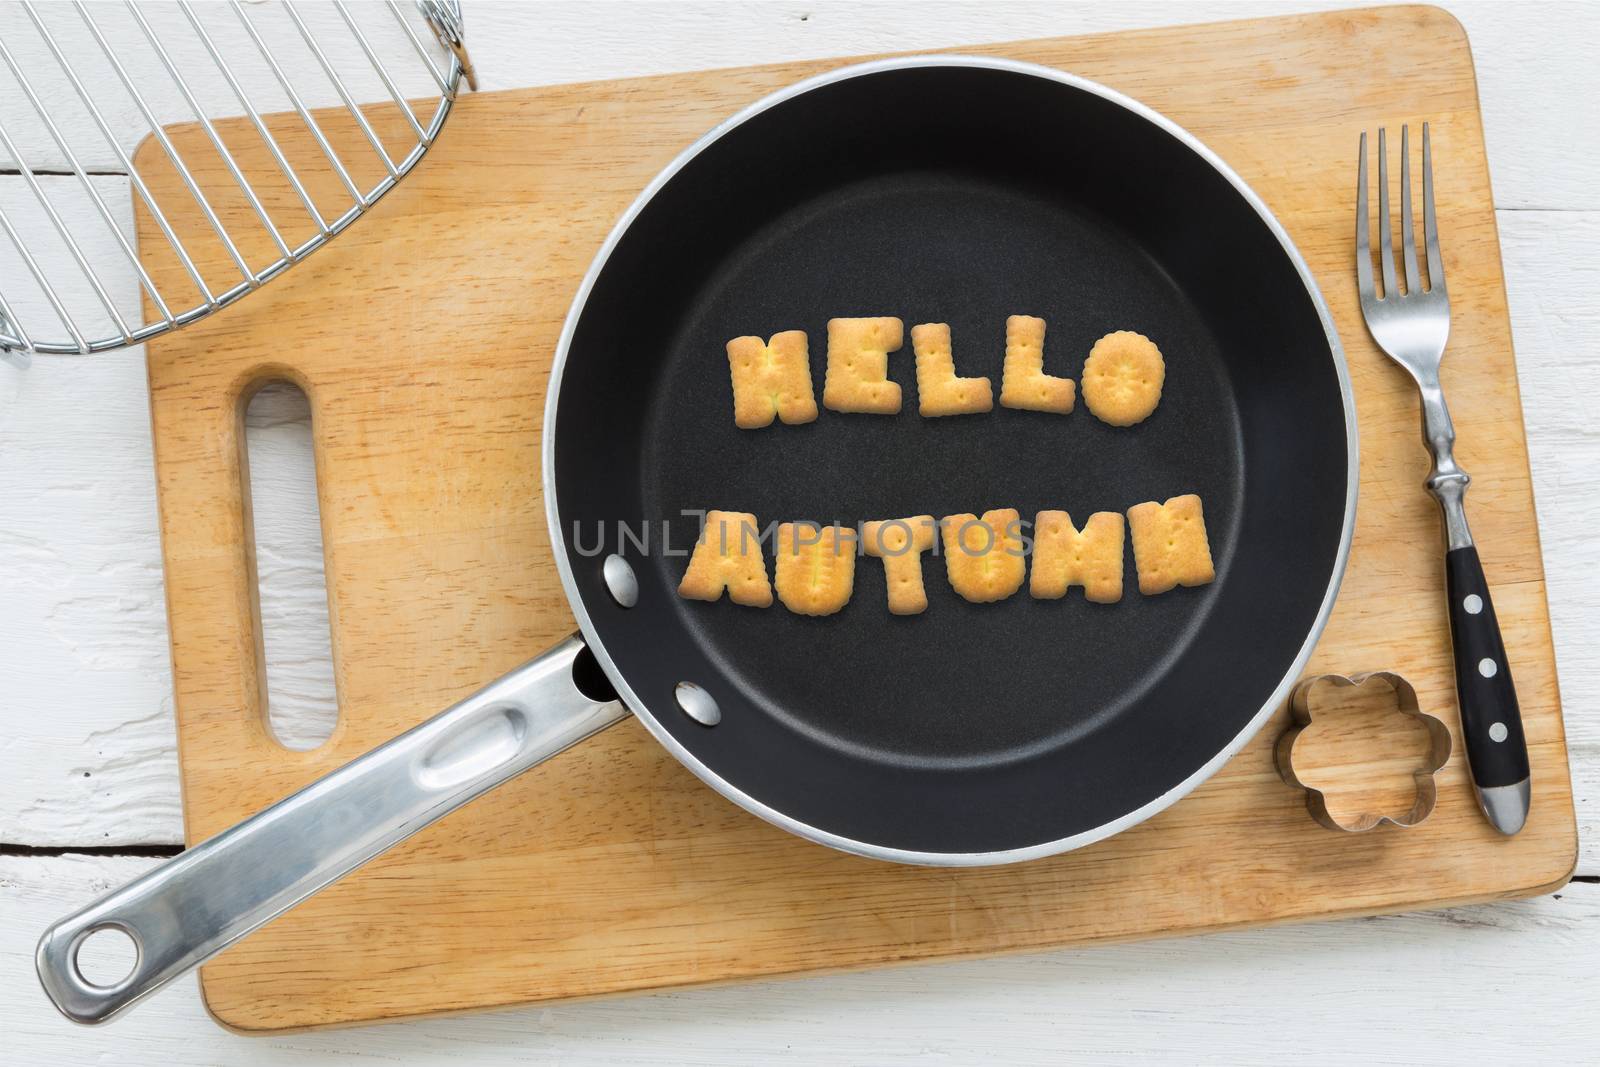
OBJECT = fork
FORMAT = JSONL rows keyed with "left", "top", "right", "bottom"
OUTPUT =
{"left": 1356, "top": 123, "right": 1528, "bottom": 834}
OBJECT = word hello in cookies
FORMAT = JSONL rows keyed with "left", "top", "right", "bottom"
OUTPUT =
{"left": 726, "top": 316, "right": 1166, "bottom": 428}
{"left": 677, "top": 495, "right": 1215, "bottom": 617}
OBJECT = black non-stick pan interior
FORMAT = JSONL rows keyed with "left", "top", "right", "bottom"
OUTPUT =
{"left": 552, "top": 61, "right": 1351, "bottom": 858}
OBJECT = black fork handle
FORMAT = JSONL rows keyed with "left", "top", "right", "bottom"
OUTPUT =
{"left": 1444, "top": 545, "right": 1530, "bottom": 832}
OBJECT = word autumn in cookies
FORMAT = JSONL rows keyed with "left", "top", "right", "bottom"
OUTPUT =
{"left": 677, "top": 495, "right": 1214, "bottom": 617}
{"left": 725, "top": 316, "right": 1165, "bottom": 429}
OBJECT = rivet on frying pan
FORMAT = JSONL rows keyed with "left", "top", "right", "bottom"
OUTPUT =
{"left": 674, "top": 682, "right": 720, "bottom": 727}
{"left": 602, "top": 554, "right": 638, "bottom": 608}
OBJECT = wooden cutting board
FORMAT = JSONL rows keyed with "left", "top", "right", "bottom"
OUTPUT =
{"left": 138, "top": 5, "right": 1577, "bottom": 1032}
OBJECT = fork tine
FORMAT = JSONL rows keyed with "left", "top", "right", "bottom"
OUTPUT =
{"left": 1377, "top": 128, "right": 1398, "bottom": 300}
{"left": 1422, "top": 122, "right": 1445, "bottom": 293}
{"left": 1356, "top": 131, "right": 1374, "bottom": 299}
{"left": 1400, "top": 125, "right": 1421, "bottom": 295}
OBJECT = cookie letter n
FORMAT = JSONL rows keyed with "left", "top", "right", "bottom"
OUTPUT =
{"left": 1127, "top": 494, "right": 1215, "bottom": 595}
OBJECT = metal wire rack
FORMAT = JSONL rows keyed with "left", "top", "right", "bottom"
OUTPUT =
{"left": 0, "top": 0, "right": 474, "bottom": 365}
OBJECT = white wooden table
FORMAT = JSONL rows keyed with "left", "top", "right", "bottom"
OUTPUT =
{"left": 3, "top": 2, "right": 1596, "bottom": 1062}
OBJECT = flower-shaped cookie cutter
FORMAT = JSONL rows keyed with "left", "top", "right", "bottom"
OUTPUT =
{"left": 1276, "top": 671, "right": 1453, "bottom": 832}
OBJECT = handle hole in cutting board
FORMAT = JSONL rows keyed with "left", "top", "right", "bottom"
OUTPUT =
{"left": 242, "top": 380, "right": 338, "bottom": 751}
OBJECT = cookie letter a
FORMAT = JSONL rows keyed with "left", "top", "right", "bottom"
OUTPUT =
{"left": 678, "top": 510, "right": 773, "bottom": 607}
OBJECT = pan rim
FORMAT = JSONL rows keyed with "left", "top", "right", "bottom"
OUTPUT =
{"left": 543, "top": 54, "right": 1359, "bottom": 866}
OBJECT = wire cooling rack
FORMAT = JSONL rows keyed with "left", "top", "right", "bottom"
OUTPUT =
{"left": 0, "top": 0, "right": 474, "bottom": 365}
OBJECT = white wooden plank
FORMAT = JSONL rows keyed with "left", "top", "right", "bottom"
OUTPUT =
{"left": 0, "top": 173, "right": 179, "bottom": 845}
{"left": 1453, "top": 0, "right": 1600, "bottom": 210}
{"left": 5, "top": 854, "right": 1598, "bottom": 1063}
{"left": 1501, "top": 208, "right": 1600, "bottom": 849}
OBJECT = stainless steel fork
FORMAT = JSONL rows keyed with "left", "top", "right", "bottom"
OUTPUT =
{"left": 1356, "top": 124, "right": 1528, "bottom": 834}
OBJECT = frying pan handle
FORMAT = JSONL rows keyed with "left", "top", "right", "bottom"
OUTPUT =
{"left": 36, "top": 635, "right": 629, "bottom": 1025}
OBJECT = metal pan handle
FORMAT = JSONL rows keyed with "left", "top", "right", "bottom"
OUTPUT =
{"left": 36, "top": 635, "right": 628, "bottom": 1025}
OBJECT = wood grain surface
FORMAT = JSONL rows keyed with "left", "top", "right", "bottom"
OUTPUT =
{"left": 133, "top": 5, "right": 1577, "bottom": 1032}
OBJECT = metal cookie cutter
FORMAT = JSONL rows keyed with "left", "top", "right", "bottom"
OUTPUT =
{"left": 1276, "top": 671, "right": 1453, "bottom": 832}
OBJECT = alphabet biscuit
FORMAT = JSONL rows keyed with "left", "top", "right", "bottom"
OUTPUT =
{"left": 677, "top": 510, "right": 773, "bottom": 607}
{"left": 940, "top": 509, "right": 1026, "bottom": 603}
{"left": 1127, "top": 494, "right": 1215, "bottom": 595}
{"left": 1082, "top": 330, "right": 1165, "bottom": 427}
{"left": 999, "top": 315, "right": 1074, "bottom": 414}
{"left": 911, "top": 322, "right": 994, "bottom": 417}
{"left": 861, "top": 515, "right": 936, "bottom": 615}
{"left": 823, "top": 317, "right": 904, "bottom": 414}
{"left": 1030, "top": 510, "right": 1124, "bottom": 603}
{"left": 725, "top": 330, "right": 818, "bottom": 429}
{"left": 774, "top": 522, "right": 857, "bottom": 616}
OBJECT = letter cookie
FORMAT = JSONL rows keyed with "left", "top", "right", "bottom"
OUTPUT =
{"left": 1127, "top": 494, "right": 1215, "bottom": 595}
{"left": 1030, "top": 510, "right": 1124, "bottom": 603}
{"left": 1082, "top": 330, "right": 1165, "bottom": 427}
{"left": 823, "top": 317, "right": 904, "bottom": 414}
{"left": 774, "top": 522, "right": 857, "bottom": 616}
{"left": 999, "top": 315, "right": 1074, "bottom": 414}
{"left": 911, "top": 322, "right": 994, "bottom": 417}
{"left": 940, "top": 509, "right": 1026, "bottom": 603}
{"left": 861, "top": 515, "right": 936, "bottom": 615}
{"left": 677, "top": 510, "right": 773, "bottom": 607}
{"left": 725, "top": 330, "right": 818, "bottom": 429}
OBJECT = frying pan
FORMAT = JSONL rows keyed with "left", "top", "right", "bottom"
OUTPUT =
{"left": 38, "top": 56, "right": 1356, "bottom": 1024}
